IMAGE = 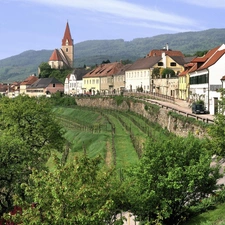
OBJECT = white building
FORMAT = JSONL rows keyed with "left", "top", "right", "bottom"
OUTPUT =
{"left": 189, "top": 44, "right": 225, "bottom": 115}
{"left": 64, "top": 73, "right": 82, "bottom": 95}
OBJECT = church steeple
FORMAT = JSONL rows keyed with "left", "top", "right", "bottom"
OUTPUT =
{"left": 62, "top": 22, "right": 73, "bottom": 46}
{"left": 61, "top": 22, "right": 74, "bottom": 68}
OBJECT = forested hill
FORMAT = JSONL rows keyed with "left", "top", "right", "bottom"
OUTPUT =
{"left": 1, "top": 28, "right": 225, "bottom": 82}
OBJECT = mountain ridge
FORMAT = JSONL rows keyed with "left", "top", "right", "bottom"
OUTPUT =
{"left": 1, "top": 28, "right": 225, "bottom": 82}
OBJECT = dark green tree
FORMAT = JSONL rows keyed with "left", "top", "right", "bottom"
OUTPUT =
{"left": 38, "top": 62, "right": 52, "bottom": 78}
{"left": 8, "top": 155, "right": 128, "bottom": 225}
{"left": 161, "top": 68, "right": 176, "bottom": 78}
{"left": 152, "top": 67, "right": 160, "bottom": 78}
{"left": 126, "top": 135, "right": 221, "bottom": 225}
{"left": 0, "top": 95, "right": 65, "bottom": 216}
{"left": 208, "top": 88, "right": 225, "bottom": 157}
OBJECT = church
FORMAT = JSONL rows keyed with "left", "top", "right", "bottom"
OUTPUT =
{"left": 48, "top": 22, "right": 74, "bottom": 69}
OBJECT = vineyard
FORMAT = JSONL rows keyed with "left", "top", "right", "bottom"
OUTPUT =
{"left": 52, "top": 105, "right": 174, "bottom": 169}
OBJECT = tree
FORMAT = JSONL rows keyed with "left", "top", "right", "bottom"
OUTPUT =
{"left": 152, "top": 67, "right": 160, "bottom": 79}
{"left": 208, "top": 88, "right": 225, "bottom": 157}
{"left": 8, "top": 155, "right": 128, "bottom": 225}
{"left": 0, "top": 95, "right": 65, "bottom": 216}
{"left": 38, "top": 62, "right": 52, "bottom": 78}
{"left": 126, "top": 135, "right": 221, "bottom": 225}
{"left": 161, "top": 68, "right": 176, "bottom": 78}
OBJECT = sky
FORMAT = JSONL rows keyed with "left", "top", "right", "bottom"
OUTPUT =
{"left": 0, "top": 0, "right": 225, "bottom": 60}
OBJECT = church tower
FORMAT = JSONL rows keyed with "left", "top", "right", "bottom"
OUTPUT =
{"left": 61, "top": 22, "right": 74, "bottom": 68}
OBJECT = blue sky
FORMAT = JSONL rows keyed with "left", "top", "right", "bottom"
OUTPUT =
{"left": 0, "top": 0, "right": 225, "bottom": 60}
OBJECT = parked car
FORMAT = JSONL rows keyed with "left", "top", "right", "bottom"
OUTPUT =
{"left": 192, "top": 103, "right": 208, "bottom": 114}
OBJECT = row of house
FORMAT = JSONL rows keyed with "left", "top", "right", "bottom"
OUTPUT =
{"left": 1, "top": 43, "right": 225, "bottom": 116}
{"left": 64, "top": 43, "right": 225, "bottom": 115}
{"left": 0, "top": 76, "right": 64, "bottom": 98}
{"left": 2, "top": 22, "right": 225, "bottom": 116}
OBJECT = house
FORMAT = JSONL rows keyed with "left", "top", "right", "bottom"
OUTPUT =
{"left": 82, "top": 62, "right": 124, "bottom": 95}
{"left": 20, "top": 74, "right": 38, "bottom": 95}
{"left": 48, "top": 22, "right": 74, "bottom": 69}
{"left": 6, "top": 82, "right": 20, "bottom": 98}
{"left": 113, "top": 64, "right": 132, "bottom": 94}
{"left": 189, "top": 44, "right": 225, "bottom": 114}
{"left": 26, "top": 77, "right": 64, "bottom": 97}
{"left": 178, "top": 57, "right": 196, "bottom": 100}
{"left": 0, "top": 83, "right": 8, "bottom": 96}
{"left": 125, "top": 46, "right": 185, "bottom": 97}
{"left": 64, "top": 68, "right": 90, "bottom": 95}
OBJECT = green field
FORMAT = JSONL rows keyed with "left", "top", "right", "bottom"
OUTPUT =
{"left": 52, "top": 106, "right": 225, "bottom": 224}
{"left": 52, "top": 106, "right": 172, "bottom": 169}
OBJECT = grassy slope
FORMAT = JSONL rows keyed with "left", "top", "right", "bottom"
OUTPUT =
{"left": 51, "top": 105, "right": 225, "bottom": 224}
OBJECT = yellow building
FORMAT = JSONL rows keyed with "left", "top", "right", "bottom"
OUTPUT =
{"left": 82, "top": 62, "right": 124, "bottom": 95}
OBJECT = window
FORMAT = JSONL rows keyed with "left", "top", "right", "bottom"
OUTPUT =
{"left": 170, "top": 62, "right": 176, "bottom": 66}
{"left": 190, "top": 74, "right": 209, "bottom": 85}
{"left": 53, "top": 83, "right": 55, "bottom": 87}
{"left": 66, "top": 48, "right": 68, "bottom": 52}
{"left": 158, "top": 62, "right": 163, "bottom": 66}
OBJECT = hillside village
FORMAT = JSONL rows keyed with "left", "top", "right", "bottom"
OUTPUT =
{"left": 0, "top": 22, "right": 225, "bottom": 116}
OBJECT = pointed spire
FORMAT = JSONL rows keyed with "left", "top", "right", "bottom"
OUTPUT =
{"left": 62, "top": 22, "right": 73, "bottom": 46}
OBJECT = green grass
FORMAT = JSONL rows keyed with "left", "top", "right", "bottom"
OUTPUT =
{"left": 52, "top": 105, "right": 225, "bottom": 225}
{"left": 184, "top": 203, "right": 225, "bottom": 225}
{"left": 106, "top": 114, "right": 139, "bottom": 168}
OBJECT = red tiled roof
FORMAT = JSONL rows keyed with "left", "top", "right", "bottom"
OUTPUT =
{"left": 83, "top": 62, "right": 123, "bottom": 78}
{"left": 49, "top": 49, "right": 63, "bottom": 61}
{"left": 198, "top": 49, "right": 225, "bottom": 70}
{"left": 127, "top": 56, "right": 162, "bottom": 71}
{"left": 221, "top": 75, "right": 225, "bottom": 80}
{"left": 148, "top": 49, "right": 184, "bottom": 57}
{"left": 179, "top": 69, "right": 189, "bottom": 76}
{"left": 20, "top": 75, "right": 38, "bottom": 85}
{"left": 188, "top": 63, "right": 198, "bottom": 73}
{"left": 62, "top": 22, "right": 73, "bottom": 46}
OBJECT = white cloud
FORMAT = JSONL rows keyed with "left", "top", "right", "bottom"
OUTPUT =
{"left": 114, "top": 20, "right": 194, "bottom": 33}
{"left": 14, "top": 0, "right": 197, "bottom": 27}
{"left": 176, "top": 0, "right": 225, "bottom": 8}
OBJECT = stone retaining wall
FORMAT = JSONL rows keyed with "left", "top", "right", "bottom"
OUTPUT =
{"left": 76, "top": 97, "right": 207, "bottom": 138}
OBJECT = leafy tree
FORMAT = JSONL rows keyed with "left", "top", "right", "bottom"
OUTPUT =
{"left": 0, "top": 95, "right": 65, "bottom": 216}
{"left": 194, "top": 50, "right": 208, "bottom": 57}
{"left": 102, "top": 59, "right": 111, "bottom": 64}
{"left": 121, "top": 59, "right": 133, "bottom": 65}
{"left": 161, "top": 68, "right": 176, "bottom": 78}
{"left": 152, "top": 67, "right": 160, "bottom": 78}
{"left": 126, "top": 135, "right": 221, "bottom": 225}
{"left": 208, "top": 88, "right": 225, "bottom": 157}
{"left": 8, "top": 155, "right": 128, "bottom": 225}
{"left": 38, "top": 62, "right": 52, "bottom": 78}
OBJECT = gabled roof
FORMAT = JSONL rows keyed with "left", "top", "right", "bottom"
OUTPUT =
{"left": 147, "top": 49, "right": 184, "bottom": 57}
{"left": 198, "top": 49, "right": 225, "bottom": 70}
{"left": 127, "top": 56, "right": 162, "bottom": 71}
{"left": 114, "top": 64, "right": 132, "bottom": 75}
{"left": 170, "top": 56, "right": 186, "bottom": 66}
{"left": 49, "top": 49, "right": 63, "bottom": 61}
{"left": 28, "top": 78, "right": 63, "bottom": 89}
{"left": 221, "top": 75, "right": 225, "bottom": 81}
{"left": 83, "top": 62, "right": 124, "bottom": 78}
{"left": 62, "top": 22, "right": 73, "bottom": 46}
{"left": 20, "top": 75, "right": 38, "bottom": 85}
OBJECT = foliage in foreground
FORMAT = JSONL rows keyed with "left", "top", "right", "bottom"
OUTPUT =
{"left": 0, "top": 95, "right": 65, "bottom": 217}
{"left": 126, "top": 135, "right": 222, "bottom": 225}
{"left": 208, "top": 88, "right": 225, "bottom": 158}
{"left": 7, "top": 155, "right": 128, "bottom": 225}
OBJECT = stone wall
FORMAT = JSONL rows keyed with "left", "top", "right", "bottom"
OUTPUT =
{"left": 76, "top": 97, "right": 207, "bottom": 138}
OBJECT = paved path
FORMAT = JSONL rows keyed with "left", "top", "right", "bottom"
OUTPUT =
{"left": 148, "top": 98, "right": 215, "bottom": 122}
